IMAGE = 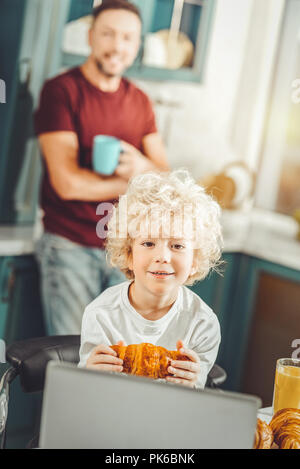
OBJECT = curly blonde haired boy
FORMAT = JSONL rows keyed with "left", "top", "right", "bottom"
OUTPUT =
{"left": 79, "top": 169, "right": 223, "bottom": 389}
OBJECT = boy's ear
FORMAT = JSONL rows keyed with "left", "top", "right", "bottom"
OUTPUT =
{"left": 190, "top": 258, "right": 197, "bottom": 276}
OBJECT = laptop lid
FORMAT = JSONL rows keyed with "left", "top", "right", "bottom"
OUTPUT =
{"left": 39, "top": 361, "right": 261, "bottom": 449}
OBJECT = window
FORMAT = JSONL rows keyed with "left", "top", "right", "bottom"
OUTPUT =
{"left": 255, "top": 0, "right": 300, "bottom": 216}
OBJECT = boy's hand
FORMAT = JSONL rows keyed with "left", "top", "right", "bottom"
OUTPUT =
{"left": 86, "top": 340, "right": 125, "bottom": 372}
{"left": 166, "top": 340, "right": 201, "bottom": 388}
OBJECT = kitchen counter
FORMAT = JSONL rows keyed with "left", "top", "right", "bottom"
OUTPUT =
{"left": 221, "top": 208, "right": 300, "bottom": 271}
{"left": 0, "top": 208, "right": 299, "bottom": 271}
{"left": 0, "top": 223, "right": 42, "bottom": 256}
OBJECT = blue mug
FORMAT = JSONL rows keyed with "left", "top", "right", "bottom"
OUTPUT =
{"left": 92, "top": 135, "right": 121, "bottom": 175}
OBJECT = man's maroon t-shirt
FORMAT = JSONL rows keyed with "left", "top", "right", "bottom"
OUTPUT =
{"left": 34, "top": 67, "right": 157, "bottom": 248}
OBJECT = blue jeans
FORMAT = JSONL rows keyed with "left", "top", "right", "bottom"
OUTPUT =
{"left": 35, "top": 232, "right": 125, "bottom": 336}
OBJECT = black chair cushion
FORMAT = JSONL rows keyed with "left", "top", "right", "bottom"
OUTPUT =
{"left": 6, "top": 335, "right": 80, "bottom": 393}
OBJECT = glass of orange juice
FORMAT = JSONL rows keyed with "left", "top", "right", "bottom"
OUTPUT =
{"left": 272, "top": 358, "right": 300, "bottom": 414}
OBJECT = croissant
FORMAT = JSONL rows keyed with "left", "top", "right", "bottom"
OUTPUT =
{"left": 253, "top": 418, "right": 274, "bottom": 449}
{"left": 270, "top": 408, "right": 300, "bottom": 449}
{"left": 110, "top": 342, "right": 189, "bottom": 379}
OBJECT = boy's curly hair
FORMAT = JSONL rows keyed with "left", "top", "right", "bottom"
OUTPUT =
{"left": 105, "top": 169, "right": 224, "bottom": 286}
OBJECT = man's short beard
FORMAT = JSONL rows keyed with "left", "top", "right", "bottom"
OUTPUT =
{"left": 95, "top": 58, "right": 120, "bottom": 78}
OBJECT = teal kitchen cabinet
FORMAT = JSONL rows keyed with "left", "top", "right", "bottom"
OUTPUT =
{"left": 190, "top": 252, "right": 300, "bottom": 401}
{"left": 0, "top": 256, "right": 45, "bottom": 343}
{"left": 223, "top": 256, "right": 300, "bottom": 403}
{"left": 0, "top": 0, "right": 70, "bottom": 225}
{"left": 62, "top": 0, "right": 216, "bottom": 83}
{"left": 0, "top": 255, "right": 45, "bottom": 448}
{"left": 190, "top": 253, "right": 241, "bottom": 372}
{"left": 0, "top": 0, "right": 31, "bottom": 224}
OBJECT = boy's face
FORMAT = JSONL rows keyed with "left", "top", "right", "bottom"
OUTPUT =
{"left": 128, "top": 237, "right": 196, "bottom": 297}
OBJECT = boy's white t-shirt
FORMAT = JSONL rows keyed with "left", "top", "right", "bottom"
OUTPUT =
{"left": 78, "top": 281, "right": 221, "bottom": 389}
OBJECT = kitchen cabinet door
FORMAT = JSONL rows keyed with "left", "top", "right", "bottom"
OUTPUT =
{"left": 0, "top": 255, "right": 45, "bottom": 448}
{"left": 0, "top": 258, "right": 15, "bottom": 341}
{"left": 241, "top": 263, "right": 300, "bottom": 407}
{"left": 224, "top": 256, "right": 300, "bottom": 395}
{"left": 0, "top": 0, "right": 28, "bottom": 223}
{"left": 189, "top": 253, "right": 242, "bottom": 371}
{"left": 0, "top": 0, "right": 70, "bottom": 224}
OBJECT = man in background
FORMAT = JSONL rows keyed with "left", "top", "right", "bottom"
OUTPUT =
{"left": 34, "top": 0, "right": 169, "bottom": 336}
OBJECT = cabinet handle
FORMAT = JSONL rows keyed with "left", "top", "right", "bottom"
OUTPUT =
{"left": 1, "top": 267, "right": 16, "bottom": 304}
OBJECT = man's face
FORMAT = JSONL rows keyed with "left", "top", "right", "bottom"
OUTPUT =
{"left": 89, "top": 9, "right": 141, "bottom": 78}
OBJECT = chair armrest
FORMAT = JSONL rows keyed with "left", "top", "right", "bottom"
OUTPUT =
{"left": 6, "top": 335, "right": 80, "bottom": 393}
{"left": 206, "top": 364, "right": 227, "bottom": 388}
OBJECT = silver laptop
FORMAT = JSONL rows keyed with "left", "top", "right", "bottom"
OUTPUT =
{"left": 39, "top": 361, "right": 261, "bottom": 449}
